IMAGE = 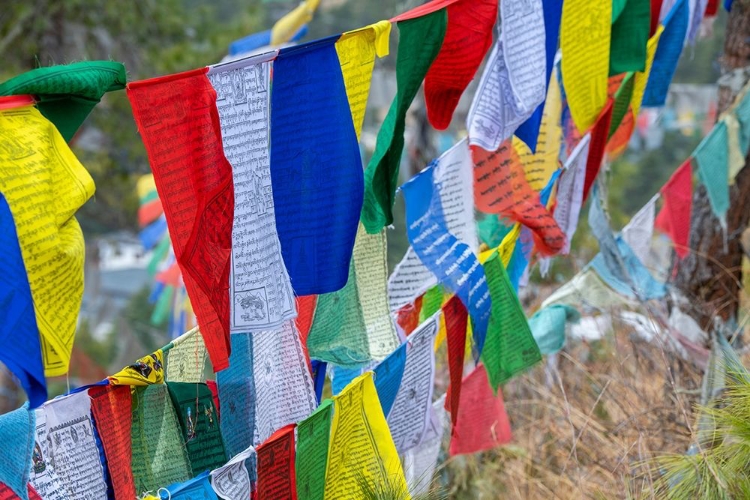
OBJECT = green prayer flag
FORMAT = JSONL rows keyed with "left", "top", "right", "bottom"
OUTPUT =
{"left": 147, "top": 237, "right": 172, "bottom": 277}
{"left": 307, "top": 260, "right": 370, "bottom": 365}
{"left": 0, "top": 61, "right": 126, "bottom": 141}
{"left": 612, "top": 0, "right": 628, "bottom": 22}
{"left": 166, "top": 382, "right": 227, "bottom": 475}
{"left": 609, "top": 0, "right": 650, "bottom": 75}
{"left": 609, "top": 73, "right": 634, "bottom": 138}
{"left": 150, "top": 284, "right": 174, "bottom": 326}
{"left": 478, "top": 215, "right": 514, "bottom": 248}
{"left": 361, "top": 10, "right": 447, "bottom": 233}
{"left": 694, "top": 121, "right": 730, "bottom": 227}
{"left": 131, "top": 385, "right": 192, "bottom": 496}
{"left": 419, "top": 286, "right": 443, "bottom": 323}
{"left": 481, "top": 252, "right": 542, "bottom": 392}
{"left": 296, "top": 400, "right": 333, "bottom": 500}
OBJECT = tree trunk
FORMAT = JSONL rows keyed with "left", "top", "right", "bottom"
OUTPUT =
{"left": 672, "top": 2, "right": 750, "bottom": 332}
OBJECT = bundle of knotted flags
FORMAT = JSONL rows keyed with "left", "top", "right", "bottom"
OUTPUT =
{"left": 0, "top": 0, "right": 742, "bottom": 498}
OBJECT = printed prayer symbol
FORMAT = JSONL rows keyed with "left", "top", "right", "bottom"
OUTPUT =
{"left": 150, "top": 353, "right": 163, "bottom": 372}
{"left": 128, "top": 360, "right": 152, "bottom": 379}
{"left": 228, "top": 401, "right": 236, "bottom": 414}
{"left": 70, "top": 426, "right": 79, "bottom": 444}
{"left": 186, "top": 406, "right": 197, "bottom": 441}
{"left": 32, "top": 442, "right": 46, "bottom": 474}
{"left": 205, "top": 405, "right": 215, "bottom": 429}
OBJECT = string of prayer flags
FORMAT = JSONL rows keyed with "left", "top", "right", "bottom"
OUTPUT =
{"left": 210, "top": 445, "right": 257, "bottom": 500}
{"left": 335, "top": 21, "right": 391, "bottom": 138}
{"left": 362, "top": 10, "right": 447, "bottom": 233}
{"left": 295, "top": 400, "right": 332, "bottom": 500}
{"left": 270, "top": 37, "right": 363, "bottom": 295}
{"left": 307, "top": 225, "right": 399, "bottom": 366}
{"left": 528, "top": 305, "right": 581, "bottom": 355}
{"left": 109, "top": 350, "right": 164, "bottom": 386}
{"left": 554, "top": 134, "right": 591, "bottom": 255}
{"left": 449, "top": 365, "right": 512, "bottom": 456}
{"left": 270, "top": 0, "right": 320, "bottom": 45}
{"left": 0, "top": 100, "right": 95, "bottom": 377}
{"left": 388, "top": 139, "right": 477, "bottom": 313}
{"left": 514, "top": 66, "right": 564, "bottom": 192}
{"left": 632, "top": 25, "right": 666, "bottom": 118}
{"left": 443, "top": 295, "right": 468, "bottom": 432}
{"left": 0, "top": 61, "right": 126, "bottom": 142}
{"left": 216, "top": 333, "right": 255, "bottom": 459}
{"left": 323, "top": 372, "right": 408, "bottom": 499}
{"left": 208, "top": 52, "right": 297, "bottom": 333}
{"left": 403, "top": 397, "right": 447, "bottom": 497}
{"left": 610, "top": 0, "right": 651, "bottom": 75}
{"left": 89, "top": 385, "right": 136, "bottom": 500}
{"left": 373, "top": 343, "right": 407, "bottom": 417}
{"left": 588, "top": 185, "right": 631, "bottom": 288}
{"left": 582, "top": 99, "right": 614, "bottom": 201}
{"left": 167, "top": 382, "right": 227, "bottom": 475}
{"left": 137, "top": 174, "right": 162, "bottom": 227}
{"left": 131, "top": 385, "right": 193, "bottom": 495}
{"left": 643, "top": 0, "right": 690, "bottom": 107}
{"left": 30, "top": 408, "right": 69, "bottom": 499}
{"left": 44, "top": 391, "right": 109, "bottom": 499}
{"left": 687, "top": 0, "right": 710, "bottom": 43}
{"left": 694, "top": 121, "right": 730, "bottom": 228}
{"left": 471, "top": 141, "right": 566, "bottom": 255}
{"left": 386, "top": 313, "right": 439, "bottom": 454}
{"left": 0, "top": 194, "right": 46, "bottom": 408}
{"left": 654, "top": 159, "right": 693, "bottom": 259}
{"left": 250, "top": 322, "right": 318, "bottom": 445}
{"left": 158, "top": 472, "right": 216, "bottom": 500}
{"left": 402, "top": 141, "right": 492, "bottom": 357}
{"left": 423, "top": 0, "right": 497, "bottom": 130}
{"left": 515, "top": 0, "right": 565, "bottom": 152}
{"left": 256, "top": 424, "right": 297, "bottom": 500}
{"left": 0, "top": 406, "right": 35, "bottom": 500}
{"left": 166, "top": 328, "right": 207, "bottom": 384}
{"left": 560, "top": 0, "right": 611, "bottom": 133}
{"left": 128, "top": 68, "right": 234, "bottom": 372}
{"left": 481, "top": 252, "right": 542, "bottom": 391}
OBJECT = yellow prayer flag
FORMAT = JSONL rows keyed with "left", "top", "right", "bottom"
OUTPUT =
{"left": 632, "top": 25, "right": 664, "bottom": 119}
{"left": 324, "top": 372, "right": 409, "bottom": 499}
{"left": 270, "top": 0, "right": 321, "bottom": 45}
{"left": 0, "top": 105, "right": 95, "bottom": 376}
{"left": 480, "top": 223, "right": 522, "bottom": 266}
{"left": 335, "top": 21, "right": 392, "bottom": 140}
{"left": 109, "top": 350, "right": 165, "bottom": 386}
{"left": 514, "top": 69, "right": 563, "bottom": 191}
{"left": 560, "top": 0, "right": 611, "bottom": 133}
{"left": 136, "top": 173, "right": 156, "bottom": 200}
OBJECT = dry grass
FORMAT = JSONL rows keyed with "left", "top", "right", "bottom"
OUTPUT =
{"left": 439, "top": 318, "right": 723, "bottom": 499}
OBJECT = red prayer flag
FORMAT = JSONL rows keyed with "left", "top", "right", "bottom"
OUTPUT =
{"left": 295, "top": 295, "right": 317, "bottom": 367}
{"left": 423, "top": 0, "right": 497, "bottom": 130}
{"left": 655, "top": 160, "right": 693, "bottom": 259}
{"left": 443, "top": 295, "right": 467, "bottom": 432}
{"left": 582, "top": 99, "right": 614, "bottom": 201}
{"left": 206, "top": 379, "right": 220, "bottom": 420}
{"left": 449, "top": 364, "right": 513, "bottom": 456}
{"left": 705, "top": 0, "right": 719, "bottom": 16}
{"left": 0, "top": 484, "right": 42, "bottom": 500}
{"left": 89, "top": 385, "right": 136, "bottom": 500}
{"left": 390, "top": 0, "right": 459, "bottom": 21}
{"left": 127, "top": 68, "right": 234, "bottom": 371}
{"left": 256, "top": 424, "right": 297, "bottom": 500}
{"left": 396, "top": 296, "right": 422, "bottom": 336}
{"left": 471, "top": 143, "right": 566, "bottom": 255}
{"left": 650, "top": 0, "right": 665, "bottom": 36}
{"left": 137, "top": 199, "right": 163, "bottom": 227}
{"left": 155, "top": 262, "right": 181, "bottom": 287}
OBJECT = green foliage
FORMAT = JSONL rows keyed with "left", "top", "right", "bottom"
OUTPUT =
{"left": 120, "top": 285, "right": 167, "bottom": 355}
{"left": 75, "top": 318, "right": 118, "bottom": 368}
{"left": 643, "top": 367, "right": 750, "bottom": 499}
